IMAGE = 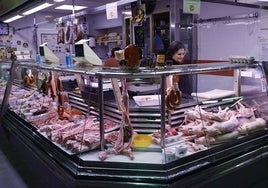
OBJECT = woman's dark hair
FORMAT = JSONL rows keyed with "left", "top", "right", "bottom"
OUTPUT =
{"left": 111, "top": 47, "right": 121, "bottom": 57}
{"left": 166, "top": 41, "right": 185, "bottom": 58}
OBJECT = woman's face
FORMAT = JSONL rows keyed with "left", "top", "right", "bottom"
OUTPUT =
{"left": 172, "top": 48, "right": 185, "bottom": 63}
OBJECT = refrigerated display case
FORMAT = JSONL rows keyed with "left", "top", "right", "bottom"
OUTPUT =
{"left": 0, "top": 62, "right": 13, "bottom": 118}
{"left": 0, "top": 60, "right": 267, "bottom": 188}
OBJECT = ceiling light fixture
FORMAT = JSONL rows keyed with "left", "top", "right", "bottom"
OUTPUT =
{"left": 55, "top": 5, "right": 87, "bottom": 11}
{"left": 92, "top": 0, "right": 136, "bottom": 12}
{"left": 122, "top": 11, "right": 131, "bottom": 15}
{"left": 3, "top": 15, "right": 24, "bottom": 23}
{"left": 22, "top": 3, "right": 53, "bottom": 16}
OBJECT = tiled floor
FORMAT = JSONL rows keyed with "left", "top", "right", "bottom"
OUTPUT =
{"left": 0, "top": 133, "right": 51, "bottom": 188}
{"left": 0, "top": 148, "right": 28, "bottom": 188}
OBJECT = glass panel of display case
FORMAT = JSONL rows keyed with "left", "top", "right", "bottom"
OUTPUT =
{"left": 0, "top": 62, "right": 11, "bottom": 115}
{"left": 8, "top": 62, "right": 263, "bottom": 165}
{"left": 161, "top": 62, "right": 268, "bottom": 163}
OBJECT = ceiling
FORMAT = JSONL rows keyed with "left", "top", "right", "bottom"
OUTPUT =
{"left": 1, "top": 0, "right": 268, "bottom": 23}
{"left": 23, "top": 0, "right": 268, "bottom": 14}
{"left": 43, "top": 0, "right": 111, "bottom": 14}
{"left": 0, "top": 0, "right": 136, "bottom": 22}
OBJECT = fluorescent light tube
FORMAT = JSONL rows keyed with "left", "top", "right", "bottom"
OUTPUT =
{"left": 122, "top": 11, "right": 131, "bottom": 15}
{"left": 55, "top": 5, "right": 87, "bottom": 11}
{"left": 3, "top": 15, "right": 24, "bottom": 23}
{"left": 22, "top": 3, "right": 53, "bottom": 15}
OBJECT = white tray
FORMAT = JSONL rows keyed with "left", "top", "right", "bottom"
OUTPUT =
{"left": 191, "top": 89, "right": 235, "bottom": 99}
{"left": 133, "top": 95, "right": 161, "bottom": 106}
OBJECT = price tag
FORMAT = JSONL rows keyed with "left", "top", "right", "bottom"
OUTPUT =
{"left": 261, "top": 78, "right": 267, "bottom": 92}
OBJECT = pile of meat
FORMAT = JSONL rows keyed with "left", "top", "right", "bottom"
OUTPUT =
{"left": 152, "top": 124, "right": 182, "bottom": 144}
{"left": 39, "top": 117, "right": 117, "bottom": 153}
{"left": 7, "top": 85, "right": 119, "bottom": 154}
{"left": 8, "top": 87, "right": 54, "bottom": 118}
{"left": 179, "top": 103, "right": 267, "bottom": 146}
{"left": 4, "top": 83, "right": 267, "bottom": 159}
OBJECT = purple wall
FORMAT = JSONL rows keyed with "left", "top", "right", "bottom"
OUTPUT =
{"left": 198, "top": 2, "right": 264, "bottom": 61}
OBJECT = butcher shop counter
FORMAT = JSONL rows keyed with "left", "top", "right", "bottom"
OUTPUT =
{"left": 0, "top": 60, "right": 268, "bottom": 188}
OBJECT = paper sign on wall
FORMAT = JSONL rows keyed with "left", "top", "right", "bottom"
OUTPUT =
{"left": 183, "top": 0, "right": 200, "bottom": 14}
{"left": 106, "top": 2, "right": 118, "bottom": 19}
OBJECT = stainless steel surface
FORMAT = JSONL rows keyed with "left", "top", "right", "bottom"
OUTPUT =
{"left": 160, "top": 74, "right": 166, "bottom": 148}
{"left": 234, "top": 68, "right": 241, "bottom": 96}
{"left": 17, "top": 61, "right": 259, "bottom": 77}
{"left": 98, "top": 74, "right": 105, "bottom": 151}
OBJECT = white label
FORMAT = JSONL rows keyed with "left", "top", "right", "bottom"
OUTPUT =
{"left": 254, "top": 73, "right": 262, "bottom": 79}
{"left": 261, "top": 78, "right": 267, "bottom": 92}
{"left": 106, "top": 2, "right": 118, "bottom": 20}
{"left": 241, "top": 70, "right": 253, "bottom": 77}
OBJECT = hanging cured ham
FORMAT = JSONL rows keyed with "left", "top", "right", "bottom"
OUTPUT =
{"left": 66, "top": 23, "right": 77, "bottom": 44}
{"left": 74, "top": 24, "right": 84, "bottom": 43}
{"left": 57, "top": 22, "right": 65, "bottom": 44}
{"left": 57, "top": 27, "right": 65, "bottom": 44}
{"left": 65, "top": 22, "right": 71, "bottom": 43}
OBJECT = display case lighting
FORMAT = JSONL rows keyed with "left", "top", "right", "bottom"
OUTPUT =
{"left": 3, "top": 15, "right": 24, "bottom": 23}
{"left": 22, "top": 3, "right": 53, "bottom": 16}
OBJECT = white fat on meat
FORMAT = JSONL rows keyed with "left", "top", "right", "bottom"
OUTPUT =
{"left": 238, "top": 118, "right": 266, "bottom": 135}
{"left": 212, "top": 115, "right": 240, "bottom": 134}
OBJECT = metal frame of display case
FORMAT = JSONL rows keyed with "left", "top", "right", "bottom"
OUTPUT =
{"left": 0, "top": 60, "right": 268, "bottom": 188}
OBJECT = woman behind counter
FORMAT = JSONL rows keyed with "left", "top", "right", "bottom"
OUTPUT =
{"left": 166, "top": 41, "right": 186, "bottom": 66}
{"left": 166, "top": 41, "right": 193, "bottom": 98}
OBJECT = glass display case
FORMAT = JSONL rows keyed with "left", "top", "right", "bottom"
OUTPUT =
{"left": 1, "top": 60, "right": 268, "bottom": 187}
{"left": 0, "top": 61, "right": 13, "bottom": 118}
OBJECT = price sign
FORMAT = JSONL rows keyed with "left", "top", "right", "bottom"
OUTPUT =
{"left": 183, "top": 0, "right": 200, "bottom": 14}
{"left": 106, "top": 2, "right": 118, "bottom": 20}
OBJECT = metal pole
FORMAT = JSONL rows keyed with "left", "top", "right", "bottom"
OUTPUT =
{"left": 98, "top": 74, "right": 105, "bottom": 150}
{"left": 160, "top": 74, "right": 166, "bottom": 148}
